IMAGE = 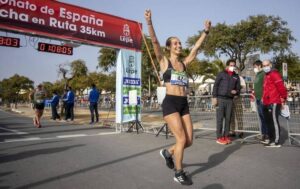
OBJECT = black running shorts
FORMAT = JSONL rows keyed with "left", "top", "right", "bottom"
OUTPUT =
{"left": 34, "top": 103, "right": 45, "bottom": 110}
{"left": 162, "top": 95, "right": 190, "bottom": 117}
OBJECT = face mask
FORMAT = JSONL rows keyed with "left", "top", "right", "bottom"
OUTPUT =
{"left": 263, "top": 66, "right": 271, "bottom": 73}
{"left": 228, "top": 66, "right": 235, "bottom": 72}
{"left": 254, "top": 68, "right": 259, "bottom": 73}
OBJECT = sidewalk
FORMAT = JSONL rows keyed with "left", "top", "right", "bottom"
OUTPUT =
{"left": 4, "top": 105, "right": 167, "bottom": 127}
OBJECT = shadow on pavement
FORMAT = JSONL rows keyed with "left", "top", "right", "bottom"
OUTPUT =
{"left": 0, "top": 144, "right": 85, "bottom": 164}
{"left": 0, "top": 171, "right": 14, "bottom": 178}
{"left": 184, "top": 143, "right": 241, "bottom": 178}
{"left": 202, "top": 183, "right": 224, "bottom": 189}
{"left": 15, "top": 144, "right": 173, "bottom": 189}
{"left": 0, "top": 172, "right": 15, "bottom": 189}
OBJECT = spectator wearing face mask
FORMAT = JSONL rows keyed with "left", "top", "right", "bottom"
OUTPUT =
{"left": 253, "top": 60, "right": 268, "bottom": 143}
{"left": 261, "top": 60, "right": 287, "bottom": 148}
{"left": 212, "top": 59, "right": 241, "bottom": 145}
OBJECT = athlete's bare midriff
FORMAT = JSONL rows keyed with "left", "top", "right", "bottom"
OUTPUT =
{"left": 165, "top": 83, "right": 187, "bottom": 96}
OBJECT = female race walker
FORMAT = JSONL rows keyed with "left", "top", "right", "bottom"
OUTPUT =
{"left": 29, "top": 84, "right": 46, "bottom": 128}
{"left": 145, "top": 9, "right": 211, "bottom": 185}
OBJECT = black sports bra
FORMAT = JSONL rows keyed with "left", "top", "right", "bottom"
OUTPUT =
{"left": 162, "top": 60, "right": 188, "bottom": 86}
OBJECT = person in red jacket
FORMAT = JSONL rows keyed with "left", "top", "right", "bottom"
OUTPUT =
{"left": 262, "top": 60, "right": 287, "bottom": 147}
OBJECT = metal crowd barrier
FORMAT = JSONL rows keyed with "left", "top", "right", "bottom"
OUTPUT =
{"left": 189, "top": 94, "right": 261, "bottom": 142}
{"left": 287, "top": 91, "right": 300, "bottom": 145}
{"left": 189, "top": 92, "right": 300, "bottom": 146}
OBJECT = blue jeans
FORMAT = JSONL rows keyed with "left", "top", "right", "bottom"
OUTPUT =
{"left": 256, "top": 99, "right": 268, "bottom": 135}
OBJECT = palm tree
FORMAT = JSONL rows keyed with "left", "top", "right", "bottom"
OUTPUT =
{"left": 97, "top": 47, "right": 117, "bottom": 72}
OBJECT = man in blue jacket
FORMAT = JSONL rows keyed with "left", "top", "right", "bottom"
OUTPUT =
{"left": 88, "top": 84, "right": 100, "bottom": 124}
{"left": 212, "top": 59, "right": 241, "bottom": 145}
{"left": 51, "top": 91, "right": 60, "bottom": 120}
{"left": 64, "top": 86, "right": 75, "bottom": 121}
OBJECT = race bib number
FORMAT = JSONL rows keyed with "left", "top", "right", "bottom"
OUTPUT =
{"left": 170, "top": 70, "right": 188, "bottom": 86}
{"left": 36, "top": 100, "right": 44, "bottom": 104}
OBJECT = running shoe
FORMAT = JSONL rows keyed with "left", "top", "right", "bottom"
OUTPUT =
{"left": 216, "top": 137, "right": 227, "bottom": 145}
{"left": 174, "top": 170, "right": 193, "bottom": 185}
{"left": 159, "top": 149, "right": 174, "bottom": 169}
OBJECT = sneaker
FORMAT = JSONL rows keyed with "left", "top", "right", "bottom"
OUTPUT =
{"left": 174, "top": 171, "right": 193, "bottom": 185}
{"left": 265, "top": 142, "right": 281, "bottom": 148}
{"left": 159, "top": 149, "right": 174, "bottom": 169}
{"left": 224, "top": 137, "right": 232, "bottom": 144}
{"left": 216, "top": 137, "right": 227, "bottom": 145}
{"left": 260, "top": 139, "right": 270, "bottom": 144}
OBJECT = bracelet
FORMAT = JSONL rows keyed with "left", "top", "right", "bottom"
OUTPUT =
{"left": 204, "top": 30, "right": 209, "bottom": 35}
{"left": 147, "top": 22, "right": 152, "bottom": 25}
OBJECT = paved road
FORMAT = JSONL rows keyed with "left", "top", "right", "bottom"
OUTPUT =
{"left": 0, "top": 109, "right": 299, "bottom": 189}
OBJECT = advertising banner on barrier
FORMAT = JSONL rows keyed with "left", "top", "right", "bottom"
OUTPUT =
{"left": 0, "top": 0, "right": 142, "bottom": 50}
{"left": 116, "top": 49, "right": 141, "bottom": 123}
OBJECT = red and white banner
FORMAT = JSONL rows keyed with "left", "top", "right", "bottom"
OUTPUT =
{"left": 0, "top": 0, "right": 142, "bottom": 50}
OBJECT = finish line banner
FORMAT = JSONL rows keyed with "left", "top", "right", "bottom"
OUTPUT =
{"left": 116, "top": 49, "right": 141, "bottom": 124}
{"left": 0, "top": 0, "right": 142, "bottom": 50}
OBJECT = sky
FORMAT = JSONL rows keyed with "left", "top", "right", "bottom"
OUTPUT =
{"left": 1, "top": 0, "right": 300, "bottom": 85}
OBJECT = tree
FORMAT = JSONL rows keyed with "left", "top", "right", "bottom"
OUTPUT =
{"left": 0, "top": 74, "right": 34, "bottom": 105}
{"left": 201, "top": 59, "right": 225, "bottom": 81}
{"left": 97, "top": 47, "right": 117, "bottom": 72}
{"left": 70, "top": 59, "right": 88, "bottom": 77}
{"left": 69, "top": 75, "right": 89, "bottom": 96}
{"left": 58, "top": 59, "right": 88, "bottom": 89}
{"left": 41, "top": 81, "right": 54, "bottom": 98}
{"left": 87, "top": 72, "right": 116, "bottom": 92}
{"left": 50, "top": 81, "right": 65, "bottom": 96}
{"left": 187, "top": 15, "right": 296, "bottom": 71}
{"left": 272, "top": 53, "right": 300, "bottom": 81}
{"left": 101, "top": 72, "right": 116, "bottom": 92}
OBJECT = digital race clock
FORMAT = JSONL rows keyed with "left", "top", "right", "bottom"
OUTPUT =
{"left": 0, "top": 36, "right": 20, "bottom": 48}
{"left": 37, "top": 42, "right": 73, "bottom": 55}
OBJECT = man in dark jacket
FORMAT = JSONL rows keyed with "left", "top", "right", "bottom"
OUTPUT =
{"left": 50, "top": 91, "right": 60, "bottom": 120}
{"left": 212, "top": 59, "right": 241, "bottom": 145}
{"left": 262, "top": 60, "right": 287, "bottom": 147}
{"left": 88, "top": 84, "right": 100, "bottom": 124}
{"left": 63, "top": 86, "right": 75, "bottom": 121}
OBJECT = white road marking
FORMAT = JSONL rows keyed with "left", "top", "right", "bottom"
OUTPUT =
{"left": 0, "top": 132, "right": 120, "bottom": 144}
{"left": 97, "top": 132, "right": 118, "bottom": 136}
{"left": 4, "top": 137, "right": 41, "bottom": 143}
{"left": 57, "top": 134, "right": 88, "bottom": 138}
{"left": 0, "top": 127, "right": 29, "bottom": 136}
